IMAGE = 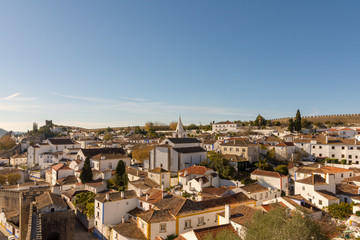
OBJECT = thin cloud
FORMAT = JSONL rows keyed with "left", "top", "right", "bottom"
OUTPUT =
{"left": 3, "top": 93, "right": 21, "bottom": 100}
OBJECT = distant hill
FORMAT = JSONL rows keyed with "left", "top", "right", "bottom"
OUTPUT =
{"left": 0, "top": 128, "right": 7, "bottom": 137}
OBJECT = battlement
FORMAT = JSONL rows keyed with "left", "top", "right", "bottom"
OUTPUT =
{"left": 271, "top": 113, "right": 360, "bottom": 124}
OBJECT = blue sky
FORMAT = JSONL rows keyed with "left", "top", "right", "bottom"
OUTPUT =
{"left": 1, "top": 1, "right": 359, "bottom": 131}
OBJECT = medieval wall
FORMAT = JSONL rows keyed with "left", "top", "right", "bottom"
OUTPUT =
{"left": 271, "top": 113, "right": 360, "bottom": 125}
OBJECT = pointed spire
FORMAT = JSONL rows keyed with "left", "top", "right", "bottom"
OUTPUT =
{"left": 175, "top": 115, "right": 184, "bottom": 133}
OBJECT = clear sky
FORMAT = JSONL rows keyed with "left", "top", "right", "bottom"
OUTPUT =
{"left": 1, "top": 1, "right": 360, "bottom": 131}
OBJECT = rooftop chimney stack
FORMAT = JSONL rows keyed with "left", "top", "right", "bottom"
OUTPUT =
{"left": 121, "top": 191, "right": 125, "bottom": 198}
{"left": 326, "top": 135, "right": 329, "bottom": 144}
{"left": 122, "top": 216, "right": 125, "bottom": 223}
{"left": 224, "top": 204, "right": 231, "bottom": 224}
{"left": 146, "top": 194, "right": 149, "bottom": 201}
{"left": 106, "top": 193, "right": 110, "bottom": 201}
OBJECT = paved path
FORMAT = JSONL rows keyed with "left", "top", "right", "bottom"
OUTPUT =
{"left": 75, "top": 218, "right": 97, "bottom": 240}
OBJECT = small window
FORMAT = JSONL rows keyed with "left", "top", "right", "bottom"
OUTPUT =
{"left": 229, "top": 148, "right": 233, "bottom": 151}
{"left": 302, "top": 186, "right": 305, "bottom": 191}
{"left": 236, "top": 148, "right": 239, "bottom": 152}
{"left": 349, "top": 155, "right": 352, "bottom": 159}
{"left": 319, "top": 200, "right": 322, "bottom": 205}
{"left": 319, "top": 146, "right": 322, "bottom": 149}
{"left": 265, "top": 192, "right": 268, "bottom": 198}
{"left": 319, "top": 154, "right": 322, "bottom": 157}
{"left": 198, "top": 217, "right": 205, "bottom": 226}
{"left": 331, "top": 146, "right": 335, "bottom": 150}
{"left": 341, "top": 174, "right": 344, "bottom": 177}
{"left": 312, "top": 146, "right": 315, "bottom": 149}
{"left": 341, "top": 154, "right": 345, "bottom": 158}
{"left": 331, "top": 154, "right": 335, "bottom": 158}
{"left": 342, "top": 146, "right": 345, "bottom": 150}
{"left": 160, "top": 223, "right": 166, "bottom": 232}
{"left": 185, "top": 220, "right": 192, "bottom": 229}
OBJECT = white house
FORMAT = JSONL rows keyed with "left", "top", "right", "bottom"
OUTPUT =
{"left": 27, "top": 138, "right": 80, "bottom": 168}
{"left": 212, "top": 121, "right": 240, "bottom": 133}
{"left": 250, "top": 169, "right": 288, "bottom": 194}
{"left": 294, "top": 136, "right": 360, "bottom": 164}
{"left": 239, "top": 183, "right": 278, "bottom": 206}
{"left": 50, "top": 163, "right": 74, "bottom": 186}
{"left": 178, "top": 166, "right": 220, "bottom": 194}
{"left": 294, "top": 173, "right": 339, "bottom": 207}
{"left": 145, "top": 138, "right": 207, "bottom": 173}
{"left": 91, "top": 153, "right": 131, "bottom": 171}
{"left": 94, "top": 190, "right": 138, "bottom": 239}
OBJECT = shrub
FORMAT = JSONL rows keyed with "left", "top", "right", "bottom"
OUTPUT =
{"left": 356, "top": 211, "right": 360, "bottom": 217}
{"left": 341, "top": 159, "right": 347, "bottom": 165}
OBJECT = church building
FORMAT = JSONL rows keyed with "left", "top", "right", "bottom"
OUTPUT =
{"left": 144, "top": 117, "right": 207, "bottom": 173}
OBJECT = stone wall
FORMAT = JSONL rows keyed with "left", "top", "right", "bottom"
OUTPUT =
{"left": 271, "top": 113, "right": 360, "bottom": 125}
{"left": 0, "top": 143, "right": 22, "bottom": 158}
{"left": 40, "top": 210, "right": 75, "bottom": 240}
{"left": 0, "top": 189, "right": 20, "bottom": 211}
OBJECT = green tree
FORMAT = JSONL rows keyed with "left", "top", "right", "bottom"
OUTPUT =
{"left": 106, "top": 126, "right": 113, "bottom": 132}
{"left": 0, "top": 135, "right": 16, "bottom": 151}
{"left": 245, "top": 205, "right": 327, "bottom": 240}
{"left": 186, "top": 124, "right": 199, "bottom": 130}
{"left": 294, "top": 109, "right": 302, "bottom": 132}
{"left": 103, "top": 133, "right": 113, "bottom": 141}
{"left": 114, "top": 160, "right": 127, "bottom": 190}
{"left": 80, "top": 157, "right": 93, "bottom": 183}
{"left": 254, "top": 115, "right": 266, "bottom": 127}
{"left": 207, "top": 152, "right": 235, "bottom": 179}
{"left": 274, "top": 165, "right": 288, "bottom": 175}
{"left": 274, "top": 121, "right": 281, "bottom": 126}
{"left": 325, "top": 202, "right": 352, "bottom": 219}
{"left": 0, "top": 175, "right": 7, "bottom": 185}
{"left": 7, "top": 173, "right": 21, "bottom": 185}
{"left": 72, "top": 192, "right": 96, "bottom": 218}
{"left": 32, "top": 122, "right": 38, "bottom": 133}
{"left": 288, "top": 118, "right": 295, "bottom": 133}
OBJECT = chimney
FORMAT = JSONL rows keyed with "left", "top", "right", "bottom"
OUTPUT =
{"left": 198, "top": 192, "right": 203, "bottom": 201}
{"left": 137, "top": 189, "right": 142, "bottom": 197}
{"left": 106, "top": 193, "right": 110, "bottom": 201}
{"left": 358, "top": 187, "right": 360, "bottom": 195}
{"left": 224, "top": 204, "right": 231, "bottom": 224}
{"left": 137, "top": 170, "right": 139, "bottom": 176}
{"left": 199, "top": 178, "right": 203, "bottom": 192}
{"left": 122, "top": 216, "right": 125, "bottom": 223}
{"left": 146, "top": 194, "right": 149, "bottom": 201}
{"left": 312, "top": 174, "right": 315, "bottom": 185}
{"left": 184, "top": 170, "right": 188, "bottom": 177}
{"left": 326, "top": 135, "right": 329, "bottom": 144}
{"left": 121, "top": 191, "right": 125, "bottom": 198}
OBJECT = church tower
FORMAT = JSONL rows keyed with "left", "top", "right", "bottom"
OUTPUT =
{"left": 172, "top": 116, "right": 187, "bottom": 138}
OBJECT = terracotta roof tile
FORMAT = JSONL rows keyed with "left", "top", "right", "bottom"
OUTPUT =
{"left": 251, "top": 169, "right": 286, "bottom": 178}
{"left": 218, "top": 205, "right": 257, "bottom": 225}
{"left": 179, "top": 166, "right": 211, "bottom": 177}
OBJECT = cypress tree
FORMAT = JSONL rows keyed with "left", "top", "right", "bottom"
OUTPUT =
{"left": 288, "top": 118, "right": 295, "bottom": 133}
{"left": 80, "top": 156, "right": 93, "bottom": 183}
{"left": 114, "top": 160, "right": 127, "bottom": 189}
{"left": 295, "top": 109, "right": 302, "bottom": 132}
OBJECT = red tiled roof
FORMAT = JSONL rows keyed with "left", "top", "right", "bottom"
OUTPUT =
{"left": 179, "top": 166, "right": 211, "bottom": 177}
{"left": 52, "top": 163, "right": 72, "bottom": 171}
{"left": 251, "top": 169, "right": 286, "bottom": 178}
{"left": 193, "top": 224, "right": 239, "bottom": 240}
{"left": 275, "top": 142, "right": 294, "bottom": 147}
